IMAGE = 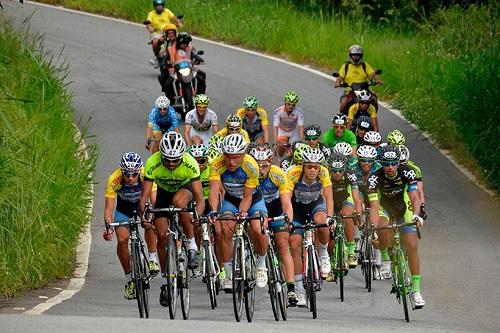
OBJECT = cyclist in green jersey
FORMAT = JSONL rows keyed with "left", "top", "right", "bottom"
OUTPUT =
{"left": 321, "top": 114, "right": 357, "bottom": 155}
{"left": 397, "top": 145, "right": 427, "bottom": 220}
{"left": 139, "top": 132, "right": 205, "bottom": 307}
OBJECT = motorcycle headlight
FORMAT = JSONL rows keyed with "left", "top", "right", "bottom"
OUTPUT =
{"left": 179, "top": 68, "right": 191, "bottom": 77}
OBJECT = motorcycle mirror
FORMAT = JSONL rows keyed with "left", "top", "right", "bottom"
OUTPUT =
{"left": 197, "top": 50, "right": 204, "bottom": 55}
{"left": 332, "top": 72, "right": 340, "bottom": 77}
{"left": 375, "top": 69, "right": 382, "bottom": 75}
{"left": 143, "top": 20, "right": 151, "bottom": 25}
{"left": 176, "top": 14, "right": 184, "bottom": 19}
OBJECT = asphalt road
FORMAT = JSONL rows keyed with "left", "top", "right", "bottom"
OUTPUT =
{"left": 2, "top": 2, "right": 500, "bottom": 332}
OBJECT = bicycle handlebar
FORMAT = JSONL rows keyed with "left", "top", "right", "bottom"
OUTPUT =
{"left": 373, "top": 221, "right": 421, "bottom": 240}
{"left": 289, "top": 222, "right": 330, "bottom": 233}
{"left": 214, "top": 213, "right": 267, "bottom": 235}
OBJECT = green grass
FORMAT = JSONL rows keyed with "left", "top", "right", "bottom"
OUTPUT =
{"left": 35, "top": 0, "right": 499, "bottom": 191}
{"left": 0, "top": 17, "right": 97, "bottom": 297}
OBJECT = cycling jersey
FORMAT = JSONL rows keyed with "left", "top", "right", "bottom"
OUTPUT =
{"left": 215, "top": 127, "right": 251, "bottom": 143}
{"left": 367, "top": 165, "right": 418, "bottom": 219}
{"left": 147, "top": 9, "right": 176, "bottom": 33}
{"left": 347, "top": 103, "right": 377, "bottom": 121}
{"left": 287, "top": 164, "right": 331, "bottom": 204}
{"left": 321, "top": 128, "right": 357, "bottom": 148}
{"left": 273, "top": 105, "right": 304, "bottom": 132}
{"left": 105, "top": 168, "right": 157, "bottom": 217}
{"left": 330, "top": 170, "right": 358, "bottom": 212}
{"left": 200, "top": 164, "right": 211, "bottom": 199}
{"left": 279, "top": 157, "right": 293, "bottom": 171}
{"left": 144, "top": 152, "right": 200, "bottom": 192}
{"left": 258, "top": 165, "right": 291, "bottom": 203}
{"left": 236, "top": 107, "right": 269, "bottom": 141}
{"left": 148, "top": 106, "right": 179, "bottom": 134}
{"left": 209, "top": 154, "right": 259, "bottom": 200}
{"left": 407, "top": 160, "right": 423, "bottom": 181}
{"left": 185, "top": 108, "right": 218, "bottom": 132}
{"left": 351, "top": 161, "right": 381, "bottom": 205}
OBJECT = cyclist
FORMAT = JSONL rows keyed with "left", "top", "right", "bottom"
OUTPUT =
{"left": 145, "top": 0, "right": 182, "bottom": 67}
{"left": 335, "top": 44, "right": 383, "bottom": 114}
{"left": 184, "top": 94, "right": 219, "bottom": 145}
{"left": 236, "top": 96, "right": 270, "bottom": 144}
{"left": 215, "top": 114, "right": 251, "bottom": 143}
{"left": 273, "top": 90, "right": 304, "bottom": 145}
{"left": 327, "top": 153, "right": 363, "bottom": 269}
{"left": 354, "top": 116, "right": 373, "bottom": 145}
{"left": 145, "top": 96, "right": 179, "bottom": 153}
{"left": 249, "top": 145, "right": 298, "bottom": 305}
{"left": 103, "top": 152, "right": 158, "bottom": 300}
{"left": 397, "top": 145, "right": 427, "bottom": 220}
{"left": 387, "top": 129, "right": 406, "bottom": 146}
{"left": 333, "top": 141, "right": 357, "bottom": 169}
{"left": 208, "top": 134, "right": 269, "bottom": 290}
{"left": 139, "top": 132, "right": 205, "bottom": 306}
{"left": 347, "top": 90, "right": 379, "bottom": 132}
{"left": 321, "top": 113, "right": 357, "bottom": 155}
{"left": 366, "top": 145, "right": 425, "bottom": 308}
{"left": 287, "top": 147, "right": 334, "bottom": 306}
{"left": 304, "top": 124, "right": 332, "bottom": 159}
{"left": 363, "top": 131, "right": 382, "bottom": 159}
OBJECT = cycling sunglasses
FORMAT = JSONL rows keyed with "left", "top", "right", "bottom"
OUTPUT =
{"left": 305, "top": 136, "right": 319, "bottom": 141}
{"left": 358, "top": 158, "right": 375, "bottom": 163}
{"left": 163, "top": 158, "right": 181, "bottom": 165}
{"left": 123, "top": 171, "right": 139, "bottom": 178}
{"left": 304, "top": 164, "right": 320, "bottom": 170}
{"left": 227, "top": 127, "right": 241, "bottom": 132}
{"left": 285, "top": 102, "right": 296, "bottom": 107}
{"left": 330, "top": 168, "right": 346, "bottom": 174}
{"left": 381, "top": 161, "right": 399, "bottom": 167}
{"left": 333, "top": 125, "right": 346, "bottom": 130}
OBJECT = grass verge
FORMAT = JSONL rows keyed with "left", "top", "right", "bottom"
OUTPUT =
{"left": 0, "top": 15, "right": 97, "bottom": 297}
{"left": 35, "top": 0, "right": 499, "bottom": 192}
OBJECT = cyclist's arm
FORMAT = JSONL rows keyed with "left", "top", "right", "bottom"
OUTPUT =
{"left": 352, "top": 188, "right": 363, "bottom": 217}
{"left": 104, "top": 197, "right": 115, "bottom": 223}
{"left": 139, "top": 179, "right": 154, "bottom": 216}
{"left": 212, "top": 123, "right": 220, "bottom": 133}
{"left": 323, "top": 185, "right": 334, "bottom": 217}
{"left": 208, "top": 179, "right": 222, "bottom": 212}
{"left": 418, "top": 181, "right": 425, "bottom": 204}
{"left": 239, "top": 186, "right": 254, "bottom": 214}
{"left": 263, "top": 123, "right": 270, "bottom": 144}
{"left": 408, "top": 190, "right": 421, "bottom": 217}
{"left": 184, "top": 123, "right": 192, "bottom": 145}
{"left": 368, "top": 196, "right": 379, "bottom": 226}
{"left": 298, "top": 125, "right": 304, "bottom": 139}
{"left": 372, "top": 117, "right": 379, "bottom": 132}
{"left": 191, "top": 178, "right": 205, "bottom": 216}
{"left": 279, "top": 192, "right": 293, "bottom": 222}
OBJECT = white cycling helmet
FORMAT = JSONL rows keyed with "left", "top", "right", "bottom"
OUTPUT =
{"left": 155, "top": 96, "right": 170, "bottom": 109}
{"left": 221, "top": 133, "right": 247, "bottom": 154}
{"left": 364, "top": 131, "right": 382, "bottom": 144}
{"left": 159, "top": 132, "right": 186, "bottom": 160}
{"left": 332, "top": 113, "right": 348, "bottom": 125}
{"left": 357, "top": 145, "right": 378, "bottom": 159}
{"left": 328, "top": 153, "right": 348, "bottom": 169}
{"left": 249, "top": 146, "right": 273, "bottom": 161}
{"left": 356, "top": 90, "right": 372, "bottom": 103}
{"left": 226, "top": 114, "right": 242, "bottom": 128}
{"left": 333, "top": 142, "right": 353, "bottom": 157}
{"left": 187, "top": 144, "right": 208, "bottom": 159}
{"left": 397, "top": 145, "right": 410, "bottom": 162}
{"left": 120, "top": 152, "right": 143, "bottom": 171}
{"left": 301, "top": 146, "right": 325, "bottom": 164}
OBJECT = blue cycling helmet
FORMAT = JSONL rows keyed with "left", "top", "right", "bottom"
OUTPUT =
{"left": 120, "top": 152, "right": 143, "bottom": 171}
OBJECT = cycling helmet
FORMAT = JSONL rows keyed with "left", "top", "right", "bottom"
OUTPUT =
{"left": 176, "top": 32, "right": 192, "bottom": 45}
{"left": 159, "top": 132, "right": 186, "bottom": 160}
{"left": 249, "top": 146, "right": 273, "bottom": 161}
{"left": 396, "top": 145, "right": 410, "bottom": 162}
{"left": 332, "top": 113, "right": 348, "bottom": 125}
{"left": 293, "top": 142, "right": 309, "bottom": 162}
{"left": 120, "top": 152, "right": 143, "bottom": 171}
{"left": 328, "top": 153, "right": 348, "bottom": 170}
{"left": 153, "top": 0, "right": 165, "bottom": 7}
{"left": 333, "top": 142, "right": 353, "bottom": 157}
{"left": 221, "top": 133, "right": 247, "bottom": 154}
{"left": 226, "top": 114, "right": 242, "bottom": 128}
{"left": 363, "top": 131, "right": 382, "bottom": 144}
{"left": 387, "top": 129, "right": 406, "bottom": 145}
{"left": 301, "top": 147, "right": 325, "bottom": 164}
{"left": 163, "top": 23, "right": 177, "bottom": 34}
{"left": 187, "top": 144, "right": 208, "bottom": 159}
{"left": 356, "top": 116, "right": 372, "bottom": 130}
{"left": 207, "top": 146, "right": 221, "bottom": 162}
{"left": 356, "top": 90, "right": 372, "bottom": 103}
{"left": 284, "top": 90, "right": 300, "bottom": 104}
{"left": 348, "top": 44, "right": 363, "bottom": 64}
{"left": 357, "top": 145, "right": 378, "bottom": 159}
{"left": 242, "top": 96, "right": 259, "bottom": 109}
{"left": 194, "top": 94, "right": 210, "bottom": 106}
{"left": 379, "top": 145, "right": 401, "bottom": 162}
{"left": 155, "top": 96, "right": 170, "bottom": 109}
{"left": 304, "top": 124, "right": 322, "bottom": 138}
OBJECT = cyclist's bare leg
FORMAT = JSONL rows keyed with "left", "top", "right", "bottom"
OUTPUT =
{"left": 254, "top": 135, "right": 265, "bottom": 145}
{"left": 343, "top": 205, "right": 355, "bottom": 243}
{"left": 376, "top": 215, "right": 391, "bottom": 250}
{"left": 172, "top": 188, "right": 195, "bottom": 240}
{"left": 116, "top": 226, "right": 131, "bottom": 273}
{"left": 145, "top": 228, "right": 157, "bottom": 253}
{"left": 191, "top": 135, "right": 203, "bottom": 145}
{"left": 313, "top": 211, "right": 329, "bottom": 245}
{"left": 154, "top": 217, "right": 169, "bottom": 273}
{"left": 339, "top": 94, "right": 350, "bottom": 114}
{"left": 289, "top": 234, "right": 303, "bottom": 275}
{"left": 401, "top": 233, "right": 420, "bottom": 275}
{"left": 213, "top": 220, "right": 223, "bottom": 264}
{"left": 220, "top": 220, "right": 236, "bottom": 264}
{"left": 151, "top": 38, "right": 161, "bottom": 57}
{"left": 249, "top": 219, "right": 269, "bottom": 256}
{"left": 275, "top": 232, "right": 294, "bottom": 281}
{"left": 152, "top": 132, "right": 162, "bottom": 153}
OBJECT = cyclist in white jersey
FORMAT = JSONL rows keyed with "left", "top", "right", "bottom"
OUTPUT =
{"left": 273, "top": 91, "right": 304, "bottom": 150}
{"left": 184, "top": 94, "right": 219, "bottom": 145}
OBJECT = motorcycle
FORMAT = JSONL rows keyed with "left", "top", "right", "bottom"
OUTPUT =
{"left": 332, "top": 69, "right": 382, "bottom": 115}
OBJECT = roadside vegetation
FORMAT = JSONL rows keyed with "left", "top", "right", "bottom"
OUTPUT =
{"left": 0, "top": 17, "right": 96, "bottom": 297}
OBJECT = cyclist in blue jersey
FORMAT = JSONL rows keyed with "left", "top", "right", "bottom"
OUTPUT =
{"left": 145, "top": 96, "right": 179, "bottom": 153}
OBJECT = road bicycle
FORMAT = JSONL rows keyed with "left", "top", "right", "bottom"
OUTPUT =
{"left": 373, "top": 218, "right": 421, "bottom": 322}
{"left": 196, "top": 216, "right": 220, "bottom": 310}
{"left": 358, "top": 208, "right": 376, "bottom": 292}
{"left": 106, "top": 212, "right": 151, "bottom": 319}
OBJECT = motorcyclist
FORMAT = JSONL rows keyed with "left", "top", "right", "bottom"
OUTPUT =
{"left": 334, "top": 45, "right": 383, "bottom": 114}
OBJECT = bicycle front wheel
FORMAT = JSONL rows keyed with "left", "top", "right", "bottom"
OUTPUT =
{"left": 232, "top": 237, "right": 244, "bottom": 322}
{"left": 131, "top": 243, "right": 145, "bottom": 318}
{"left": 204, "top": 241, "right": 217, "bottom": 310}
{"left": 397, "top": 250, "right": 410, "bottom": 322}
{"left": 244, "top": 240, "right": 255, "bottom": 323}
{"left": 277, "top": 263, "right": 288, "bottom": 321}
{"left": 139, "top": 245, "right": 150, "bottom": 318}
{"left": 336, "top": 239, "right": 345, "bottom": 302}
{"left": 266, "top": 251, "right": 279, "bottom": 321}
{"left": 179, "top": 244, "right": 190, "bottom": 320}
{"left": 166, "top": 234, "right": 178, "bottom": 319}
{"left": 364, "top": 239, "right": 372, "bottom": 292}
{"left": 307, "top": 246, "right": 317, "bottom": 319}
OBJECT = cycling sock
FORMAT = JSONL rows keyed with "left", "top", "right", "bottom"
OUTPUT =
{"left": 294, "top": 274, "right": 304, "bottom": 292}
{"left": 412, "top": 275, "right": 421, "bottom": 293}
{"left": 125, "top": 272, "right": 131, "bottom": 281}
{"left": 256, "top": 254, "right": 267, "bottom": 268}
{"left": 348, "top": 241, "right": 355, "bottom": 255}
{"left": 186, "top": 237, "right": 198, "bottom": 251}
{"left": 148, "top": 252, "right": 158, "bottom": 262}
{"left": 381, "top": 248, "right": 390, "bottom": 261}
{"left": 320, "top": 243, "right": 329, "bottom": 257}
{"left": 287, "top": 282, "right": 295, "bottom": 293}
{"left": 224, "top": 262, "right": 232, "bottom": 277}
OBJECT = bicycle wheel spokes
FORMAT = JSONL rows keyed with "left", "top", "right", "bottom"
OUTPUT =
{"left": 244, "top": 241, "right": 255, "bottom": 323}
{"left": 397, "top": 250, "right": 410, "bottom": 322}
{"left": 166, "top": 235, "right": 178, "bottom": 320}
{"left": 266, "top": 252, "right": 279, "bottom": 321}
{"left": 140, "top": 245, "right": 151, "bottom": 319}
{"left": 277, "top": 261, "right": 288, "bottom": 321}
{"left": 232, "top": 238, "right": 244, "bottom": 322}
{"left": 132, "top": 244, "right": 144, "bottom": 318}
{"left": 179, "top": 245, "right": 190, "bottom": 320}
{"left": 204, "top": 241, "right": 217, "bottom": 310}
{"left": 307, "top": 246, "right": 317, "bottom": 319}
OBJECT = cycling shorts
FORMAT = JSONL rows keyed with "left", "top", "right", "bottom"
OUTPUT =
{"left": 220, "top": 196, "right": 267, "bottom": 217}
{"left": 292, "top": 197, "right": 327, "bottom": 235}
{"left": 277, "top": 127, "right": 300, "bottom": 145}
{"left": 114, "top": 210, "right": 132, "bottom": 225}
{"left": 378, "top": 204, "right": 415, "bottom": 234}
{"left": 189, "top": 127, "right": 212, "bottom": 146}
{"left": 154, "top": 185, "right": 193, "bottom": 218}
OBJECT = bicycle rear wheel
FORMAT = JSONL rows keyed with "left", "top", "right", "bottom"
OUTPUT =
{"left": 179, "top": 244, "right": 190, "bottom": 320}
{"left": 244, "top": 241, "right": 255, "bottom": 323}
{"left": 307, "top": 246, "right": 317, "bottom": 319}
{"left": 204, "top": 241, "right": 217, "bottom": 310}
{"left": 166, "top": 234, "right": 178, "bottom": 319}
{"left": 266, "top": 252, "right": 279, "bottom": 321}
{"left": 232, "top": 238, "right": 244, "bottom": 322}
{"left": 131, "top": 244, "right": 145, "bottom": 318}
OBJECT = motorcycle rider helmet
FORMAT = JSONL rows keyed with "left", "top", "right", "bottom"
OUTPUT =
{"left": 357, "top": 90, "right": 372, "bottom": 103}
{"left": 328, "top": 153, "right": 348, "bottom": 170}
{"left": 163, "top": 23, "right": 177, "bottom": 35}
{"left": 221, "top": 134, "right": 247, "bottom": 154}
{"left": 357, "top": 145, "right": 378, "bottom": 159}
{"left": 120, "top": 152, "right": 143, "bottom": 172}
{"left": 332, "top": 113, "right": 348, "bottom": 126}
{"left": 304, "top": 124, "right": 322, "bottom": 139}
{"left": 176, "top": 32, "right": 192, "bottom": 46}
{"left": 363, "top": 131, "right": 382, "bottom": 144}
{"left": 379, "top": 145, "right": 401, "bottom": 162}
{"left": 153, "top": 0, "right": 165, "bottom": 8}
{"left": 159, "top": 132, "right": 186, "bottom": 160}
{"left": 242, "top": 96, "right": 259, "bottom": 109}
{"left": 301, "top": 147, "right": 325, "bottom": 164}
{"left": 155, "top": 96, "right": 170, "bottom": 109}
{"left": 333, "top": 142, "right": 353, "bottom": 157}
{"left": 284, "top": 90, "right": 300, "bottom": 104}
{"left": 194, "top": 94, "right": 210, "bottom": 106}
{"left": 348, "top": 44, "right": 363, "bottom": 64}
{"left": 387, "top": 129, "right": 406, "bottom": 145}
{"left": 226, "top": 114, "right": 242, "bottom": 129}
